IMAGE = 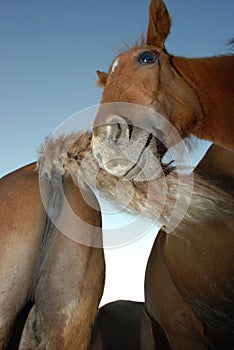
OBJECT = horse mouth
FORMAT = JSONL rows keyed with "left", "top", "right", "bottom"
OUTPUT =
{"left": 122, "top": 133, "right": 153, "bottom": 180}
{"left": 92, "top": 126, "right": 167, "bottom": 181}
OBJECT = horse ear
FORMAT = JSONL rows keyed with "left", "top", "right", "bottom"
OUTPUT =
{"left": 146, "top": 0, "right": 171, "bottom": 48}
{"left": 96, "top": 70, "right": 108, "bottom": 87}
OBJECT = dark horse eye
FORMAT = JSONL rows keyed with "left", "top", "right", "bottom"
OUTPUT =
{"left": 137, "top": 51, "right": 158, "bottom": 65}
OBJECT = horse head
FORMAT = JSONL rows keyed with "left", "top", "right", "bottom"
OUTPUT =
{"left": 92, "top": 0, "right": 203, "bottom": 180}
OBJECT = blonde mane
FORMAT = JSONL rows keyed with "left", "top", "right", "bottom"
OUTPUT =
{"left": 39, "top": 132, "right": 234, "bottom": 233}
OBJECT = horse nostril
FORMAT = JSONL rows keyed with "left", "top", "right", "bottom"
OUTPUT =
{"left": 106, "top": 115, "right": 129, "bottom": 144}
{"left": 114, "top": 123, "right": 122, "bottom": 143}
{"left": 106, "top": 122, "right": 122, "bottom": 143}
{"left": 128, "top": 122, "right": 133, "bottom": 139}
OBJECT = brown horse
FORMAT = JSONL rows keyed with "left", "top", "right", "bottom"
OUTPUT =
{"left": 92, "top": 0, "right": 234, "bottom": 182}
{"left": 0, "top": 132, "right": 105, "bottom": 349}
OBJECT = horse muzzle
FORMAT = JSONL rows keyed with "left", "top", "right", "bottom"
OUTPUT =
{"left": 92, "top": 115, "right": 163, "bottom": 181}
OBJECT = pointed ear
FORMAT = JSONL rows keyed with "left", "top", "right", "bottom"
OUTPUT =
{"left": 96, "top": 70, "right": 108, "bottom": 87}
{"left": 146, "top": 0, "right": 171, "bottom": 48}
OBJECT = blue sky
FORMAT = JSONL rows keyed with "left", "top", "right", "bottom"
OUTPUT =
{"left": 1, "top": 0, "right": 233, "bottom": 304}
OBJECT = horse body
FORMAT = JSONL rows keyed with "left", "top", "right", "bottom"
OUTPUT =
{"left": 0, "top": 160, "right": 104, "bottom": 349}
{"left": 146, "top": 216, "right": 234, "bottom": 349}
{"left": 146, "top": 147, "right": 234, "bottom": 349}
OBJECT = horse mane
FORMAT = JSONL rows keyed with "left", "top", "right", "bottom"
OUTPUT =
{"left": 38, "top": 132, "right": 234, "bottom": 233}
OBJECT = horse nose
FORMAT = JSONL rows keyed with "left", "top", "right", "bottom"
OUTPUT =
{"left": 106, "top": 115, "right": 130, "bottom": 143}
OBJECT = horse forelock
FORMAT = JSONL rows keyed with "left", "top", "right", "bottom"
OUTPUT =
{"left": 114, "top": 34, "right": 147, "bottom": 55}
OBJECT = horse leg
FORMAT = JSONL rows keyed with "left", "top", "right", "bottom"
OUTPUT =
{"left": 21, "top": 239, "right": 104, "bottom": 350}
{"left": 140, "top": 308, "right": 168, "bottom": 350}
{"left": 148, "top": 318, "right": 171, "bottom": 350}
{"left": 32, "top": 178, "right": 104, "bottom": 350}
{"left": 19, "top": 305, "right": 46, "bottom": 350}
{"left": 0, "top": 286, "right": 30, "bottom": 350}
{"left": 145, "top": 231, "right": 210, "bottom": 350}
{"left": 33, "top": 233, "right": 104, "bottom": 350}
{"left": 0, "top": 261, "right": 30, "bottom": 350}
{"left": 5, "top": 301, "right": 34, "bottom": 350}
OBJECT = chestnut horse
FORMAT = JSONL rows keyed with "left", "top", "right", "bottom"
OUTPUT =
{"left": 92, "top": 0, "right": 234, "bottom": 182}
{"left": 0, "top": 133, "right": 104, "bottom": 349}
{"left": 90, "top": 0, "right": 234, "bottom": 348}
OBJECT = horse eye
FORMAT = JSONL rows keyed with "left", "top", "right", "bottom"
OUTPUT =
{"left": 137, "top": 52, "right": 158, "bottom": 65}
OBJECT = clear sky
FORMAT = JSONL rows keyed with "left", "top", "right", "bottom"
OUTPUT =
{"left": 1, "top": 0, "right": 233, "bottom": 305}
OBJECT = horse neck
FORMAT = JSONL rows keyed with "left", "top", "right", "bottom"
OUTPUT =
{"left": 172, "top": 55, "right": 234, "bottom": 150}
